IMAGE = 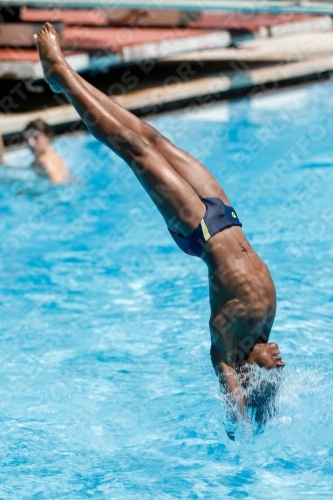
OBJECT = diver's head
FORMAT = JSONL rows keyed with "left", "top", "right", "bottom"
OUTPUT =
{"left": 246, "top": 342, "right": 285, "bottom": 370}
{"left": 23, "top": 119, "right": 54, "bottom": 156}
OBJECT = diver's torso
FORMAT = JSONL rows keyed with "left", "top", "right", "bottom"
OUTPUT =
{"left": 203, "top": 226, "right": 276, "bottom": 364}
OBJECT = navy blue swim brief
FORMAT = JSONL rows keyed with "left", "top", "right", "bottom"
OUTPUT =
{"left": 168, "top": 197, "right": 242, "bottom": 258}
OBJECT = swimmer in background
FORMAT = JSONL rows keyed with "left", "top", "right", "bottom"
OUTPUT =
{"left": 34, "top": 23, "right": 285, "bottom": 424}
{"left": 0, "top": 119, "right": 70, "bottom": 184}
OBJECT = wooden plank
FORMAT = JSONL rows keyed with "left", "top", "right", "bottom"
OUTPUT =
{"left": 5, "top": 1, "right": 333, "bottom": 15}
{"left": 20, "top": 8, "right": 110, "bottom": 25}
{"left": 0, "top": 53, "right": 90, "bottom": 79}
{"left": 61, "top": 27, "right": 230, "bottom": 56}
{"left": 116, "top": 75, "right": 231, "bottom": 109}
{"left": 188, "top": 13, "right": 332, "bottom": 37}
{"left": 1, "top": 106, "right": 81, "bottom": 135}
{"left": 120, "top": 31, "right": 230, "bottom": 61}
{"left": 269, "top": 15, "right": 332, "bottom": 37}
{"left": 162, "top": 31, "right": 333, "bottom": 63}
{"left": 248, "top": 57, "right": 333, "bottom": 85}
{"left": 0, "top": 28, "right": 230, "bottom": 79}
{"left": 20, "top": 8, "right": 199, "bottom": 27}
{"left": 102, "top": 8, "right": 199, "bottom": 26}
{"left": 0, "top": 22, "right": 63, "bottom": 47}
{"left": 2, "top": 55, "right": 333, "bottom": 136}
{"left": 0, "top": 49, "right": 41, "bottom": 62}
{"left": 0, "top": 48, "right": 92, "bottom": 62}
{"left": 0, "top": 23, "right": 44, "bottom": 47}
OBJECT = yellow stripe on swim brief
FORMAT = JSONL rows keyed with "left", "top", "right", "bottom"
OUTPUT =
{"left": 200, "top": 219, "right": 211, "bottom": 242}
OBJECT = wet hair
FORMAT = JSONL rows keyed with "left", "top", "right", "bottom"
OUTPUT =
{"left": 23, "top": 119, "right": 54, "bottom": 139}
{"left": 240, "top": 363, "right": 283, "bottom": 430}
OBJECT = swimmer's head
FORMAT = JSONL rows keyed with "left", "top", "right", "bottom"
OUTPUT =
{"left": 23, "top": 119, "right": 54, "bottom": 156}
{"left": 246, "top": 342, "right": 285, "bottom": 370}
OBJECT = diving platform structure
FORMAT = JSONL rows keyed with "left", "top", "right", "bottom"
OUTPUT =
{"left": 3, "top": 1, "right": 333, "bottom": 137}
{"left": 4, "top": 1, "right": 333, "bottom": 15}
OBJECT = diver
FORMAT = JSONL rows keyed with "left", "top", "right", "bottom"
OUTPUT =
{"left": 0, "top": 119, "right": 70, "bottom": 184}
{"left": 34, "top": 23, "right": 285, "bottom": 420}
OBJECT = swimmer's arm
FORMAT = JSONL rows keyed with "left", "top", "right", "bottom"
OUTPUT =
{"left": 38, "top": 155, "right": 70, "bottom": 183}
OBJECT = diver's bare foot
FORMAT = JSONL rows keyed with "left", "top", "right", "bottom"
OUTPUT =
{"left": 33, "top": 22, "right": 67, "bottom": 93}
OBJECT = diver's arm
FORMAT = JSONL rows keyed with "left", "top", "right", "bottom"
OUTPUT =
{"left": 211, "top": 343, "right": 247, "bottom": 420}
{"left": 218, "top": 361, "right": 247, "bottom": 421}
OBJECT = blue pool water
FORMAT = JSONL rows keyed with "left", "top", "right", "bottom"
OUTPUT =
{"left": 1, "top": 81, "right": 333, "bottom": 498}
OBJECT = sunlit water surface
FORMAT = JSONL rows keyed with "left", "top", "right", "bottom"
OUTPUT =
{"left": 1, "top": 82, "right": 333, "bottom": 498}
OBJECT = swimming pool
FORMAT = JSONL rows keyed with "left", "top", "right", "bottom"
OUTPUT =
{"left": 1, "top": 81, "right": 333, "bottom": 498}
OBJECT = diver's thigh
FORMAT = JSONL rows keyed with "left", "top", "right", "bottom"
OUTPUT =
{"left": 125, "top": 140, "right": 205, "bottom": 237}
{"left": 154, "top": 136, "right": 230, "bottom": 203}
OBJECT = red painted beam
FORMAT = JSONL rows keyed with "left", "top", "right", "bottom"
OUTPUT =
{"left": 20, "top": 8, "right": 109, "bottom": 26}
{"left": 188, "top": 12, "right": 328, "bottom": 30}
{"left": 61, "top": 26, "right": 215, "bottom": 51}
{"left": 0, "top": 48, "right": 81, "bottom": 61}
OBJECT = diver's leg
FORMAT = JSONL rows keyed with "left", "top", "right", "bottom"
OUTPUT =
{"left": 34, "top": 24, "right": 228, "bottom": 203}
{"left": 72, "top": 72, "right": 229, "bottom": 203}
{"left": 34, "top": 23, "right": 205, "bottom": 236}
